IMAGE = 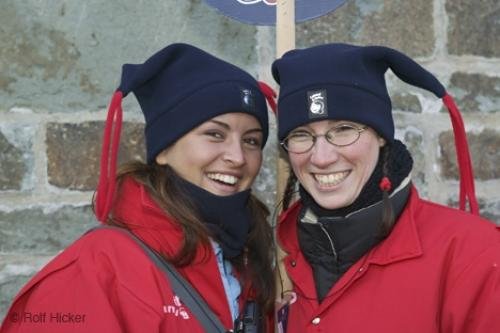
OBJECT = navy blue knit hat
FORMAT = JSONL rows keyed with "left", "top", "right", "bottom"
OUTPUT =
{"left": 272, "top": 43, "right": 479, "bottom": 215}
{"left": 272, "top": 43, "right": 448, "bottom": 142}
{"left": 94, "top": 43, "right": 276, "bottom": 222}
{"left": 122, "top": 43, "right": 269, "bottom": 163}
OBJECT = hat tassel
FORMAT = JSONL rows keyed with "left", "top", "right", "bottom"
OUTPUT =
{"left": 258, "top": 81, "right": 277, "bottom": 114}
{"left": 95, "top": 91, "right": 123, "bottom": 222}
{"left": 442, "top": 93, "right": 479, "bottom": 215}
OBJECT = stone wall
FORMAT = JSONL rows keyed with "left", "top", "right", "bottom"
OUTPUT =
{"left": 1, "top": 0, "right": 499, "bottom": 320}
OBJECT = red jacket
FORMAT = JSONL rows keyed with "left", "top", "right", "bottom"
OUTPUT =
{"left": 1, "top": 179, "right": 253, "bottom": 332}
{"left": 278, "top": 186, "right": 500, "bottom": 333}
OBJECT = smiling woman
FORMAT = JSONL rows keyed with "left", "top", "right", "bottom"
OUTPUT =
{"left": 1, "top": 43, "right": 276, "bottom": 333}
{"left": 155, "top": 113, "right": 263, "bottom": 196}
{"left": 286, "top": 120, "right": 384, "bottom": 210}
{"left": 272, "top": 43, "right": 500, "bottom": 333}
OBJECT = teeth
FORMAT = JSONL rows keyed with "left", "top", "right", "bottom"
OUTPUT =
{"left": 207, "top": 173, "right": 238, "bottom": 185}
{"left": 314, "top": 171, "right": 349, "bottom": 186}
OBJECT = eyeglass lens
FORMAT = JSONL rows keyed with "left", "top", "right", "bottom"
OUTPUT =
{"left": 284, "top": 125, "right": 362, "bottom": 153}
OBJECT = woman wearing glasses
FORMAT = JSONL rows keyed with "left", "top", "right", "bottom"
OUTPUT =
{"left": 272, "top": 43, "right": 500, "bottom": 333}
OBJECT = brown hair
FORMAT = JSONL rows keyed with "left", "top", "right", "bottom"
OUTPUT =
{"left": 106, "top": 161, "right": 276, "bottom": 318}
{"left": 379, "top": 145, "right": 395, "bottom": 237}
{"left": 281, "top": 169, "right": 297, "bottom": 212}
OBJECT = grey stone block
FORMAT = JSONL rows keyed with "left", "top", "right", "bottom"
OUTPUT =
{"left": 439, "top": 129, "right": 500, "bottom": 180}
{"left": 46, "top": 122, "right": 145, "bottom": 190}
{"left": 0, "top": 0, "right": 258, "bottom": 112}
{"left": 448, "top": 73, "right": 500, "bottom": 113}
{"left": 297, "top": 0, "right": 434, "bottom": 57}
{"left": 446, "top": 0, "right": 500, "bottom": 57}
{"left": 0, "top": 126, "right": 34, "bottom": 191}
{"left": 0, "top": 206, "right": 98, "bottom": 254}
{"left": 392, "top": 93, "right": 422, "bottom": 113}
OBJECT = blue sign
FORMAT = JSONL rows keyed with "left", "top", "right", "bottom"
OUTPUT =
{"left": 204, "top": 0, "right": 348, "bottom": 26}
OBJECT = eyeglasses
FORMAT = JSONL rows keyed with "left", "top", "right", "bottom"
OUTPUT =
{"left": 281, "top": 124, "right": 367, "bottom": 154}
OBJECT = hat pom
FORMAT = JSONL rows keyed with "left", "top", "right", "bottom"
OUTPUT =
{"left": 379, "top": 176, "right": 392, "bottom": 192}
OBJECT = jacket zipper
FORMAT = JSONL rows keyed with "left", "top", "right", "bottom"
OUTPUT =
{"left": 318, "top": 224, "right": 338, "bottom": 262}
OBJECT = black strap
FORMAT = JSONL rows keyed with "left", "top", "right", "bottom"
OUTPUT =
{"left": 90, "top": 225, "right": 228, "bottom": 333}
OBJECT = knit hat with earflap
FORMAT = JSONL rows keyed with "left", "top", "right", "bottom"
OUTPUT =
{"left": 272, "top": 43, "right": 478, "bottom": 215}
{"left": 94, "top": 43, "right": 277, "bottom": 222}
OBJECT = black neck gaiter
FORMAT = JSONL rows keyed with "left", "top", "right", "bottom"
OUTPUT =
{"left": 299, "top": 140, "right": 413, "bottom": 218}
{"left": 173, "top": 174, "right": 253, "bottom": 259}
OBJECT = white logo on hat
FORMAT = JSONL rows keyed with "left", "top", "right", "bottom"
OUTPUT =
{"left": 242, "top": 89, "right": 252, "bottom": 105}
{"left": 307, "top": 89, "right": 328, "bottom": 119}
{"left": 309, "top": 92, "right": 325, "bottom": 114}
{"left": 241, "top": 88, "right": 255, "bottom": 111}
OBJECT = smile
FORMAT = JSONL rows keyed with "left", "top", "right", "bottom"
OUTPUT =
{"left": 207, "top": 173, "right": 239, "bottom": 186}
{"left": 313, "top": 171, "right": 350, "bottom": 186}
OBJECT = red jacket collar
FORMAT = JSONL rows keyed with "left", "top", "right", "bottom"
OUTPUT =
{"left": 112, "top": 177, "right": 210, "bottom": 262}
